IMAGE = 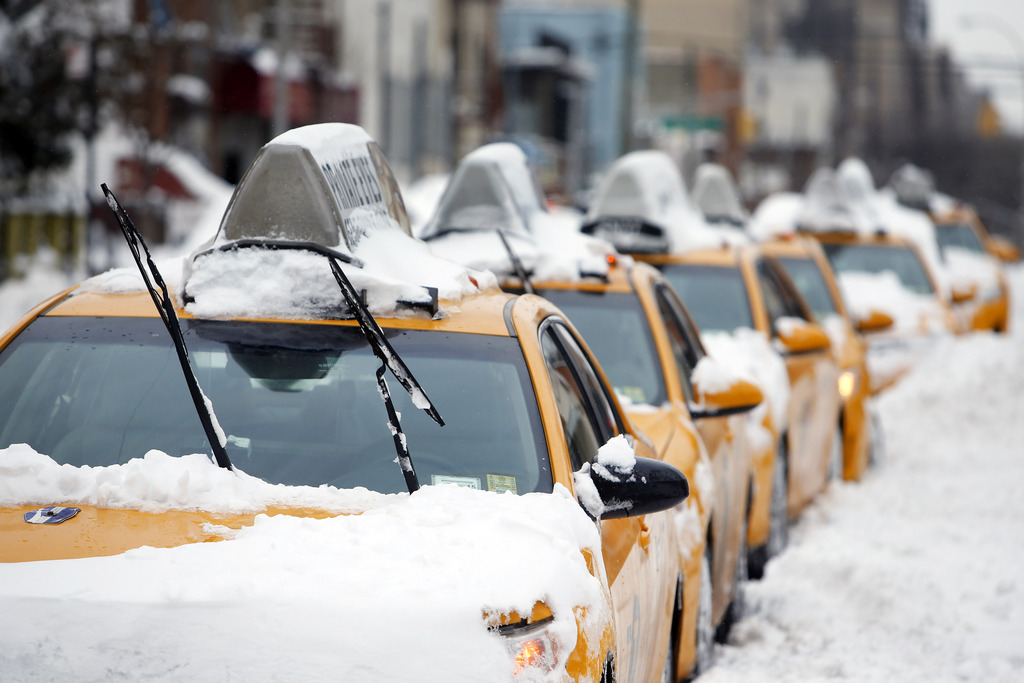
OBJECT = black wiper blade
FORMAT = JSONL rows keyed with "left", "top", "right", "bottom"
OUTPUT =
{"left": 101, "top": 184, "right": 232, "bottom": 470}
{"left": 325, "top": 255, "right": 445, "bottom": 494}
{"left": 495, "top": 230, "right": 534, "bottom": 295}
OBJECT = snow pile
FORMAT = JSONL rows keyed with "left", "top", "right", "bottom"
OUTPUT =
{"left": 943, "top": 246, "right": 1002, "bottom": 301}
{"left": 703, "top": 264, "right": 1024, "bottom": 682}
{"left": 0, "top": 444, "right": 387, "bottom": 515}
{"left": 748, "top": 192, "right": 804, "bottom": 241}
{"left": 836, "top": 270, "right": 948, "bottom": 335}
{"left": 573, "top": 435, "right": 639, "bottom": 519}
{"left": 701, "top": 328, "right": 790, "bottom": 435}
{"left": 0, "top": 475, "right": 608, "bottom": 682}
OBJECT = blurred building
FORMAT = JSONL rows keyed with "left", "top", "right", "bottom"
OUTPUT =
{"left": 499, "top": 3, "right": 633, "bottom": 198}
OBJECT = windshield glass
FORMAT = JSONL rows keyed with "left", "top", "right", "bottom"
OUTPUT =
{"left": 0, "top": 317, "right": 551, "bottom": 495}
{"left": 934, "top": 223, "right": 985, "bottom": 255}
{"left": 539, "top": 290, "right": 666, "bottom": 406}
{"left": 776, "top": 256, "right": 839, "bottom": 321}
{"left": 659, "top": 264, "right": 754, "bottom": 333}
{"left": 822, "top": 243, "right": 935, "bottom": 295}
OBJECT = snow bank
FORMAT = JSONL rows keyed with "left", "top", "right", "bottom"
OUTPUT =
{"left": 701, "top": 264, "right": 1024, "bottom": 682}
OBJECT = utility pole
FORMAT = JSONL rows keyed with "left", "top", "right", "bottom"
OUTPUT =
{"left": 619, "top": 0, "right": 639, "bottom": 155}
{"left": 272, "top": 0, "right": 291, "bottom": 138}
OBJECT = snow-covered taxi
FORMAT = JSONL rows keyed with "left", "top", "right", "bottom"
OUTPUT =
{"left": 420, "top": 142, "right": 763, "bottom": 680}
{"left": 583, "top": 152, "right": 842, "bottom": 579}
{"left": 0, "top": 124, "right": 690, "bottom": 682}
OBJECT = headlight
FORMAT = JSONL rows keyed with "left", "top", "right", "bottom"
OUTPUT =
{"left": 495, "top": 617, "right": 559, "bottom": 676}
{"left": 838, "top": 370, "right": 857, "bottom": 399}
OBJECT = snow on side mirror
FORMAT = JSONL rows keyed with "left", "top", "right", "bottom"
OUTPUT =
{"left": 950, "top": 282, "right": 977, "bottom": 305}
{"left": 574, "top": 435, "right": 689, "bottom": 520}
{"left": 856, "top": 309, "right": 894, "bottom": 334}
{"left": 776, "top": 317, "right": 831, "bottom": 354}
{"left": 689, "top": 355, "right": 763, "bottom": 418}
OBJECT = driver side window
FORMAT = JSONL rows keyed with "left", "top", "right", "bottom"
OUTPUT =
{"left": 540, "top": 322, "right": 620, "bottom": 471}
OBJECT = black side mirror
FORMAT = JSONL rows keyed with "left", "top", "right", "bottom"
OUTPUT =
{"left": 575, "top": 439, "right": 689, "bottom": 520}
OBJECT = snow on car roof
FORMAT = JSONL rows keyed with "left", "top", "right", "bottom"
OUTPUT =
{"left": 585, "top": 150, "right": 747, "bottom": 254}
{"left": 420, "top": 143, "right": 615, "bottom": 282}
{"left": 80, "top": 124, "right": 490, "bottom": 319}
{"left": 692, "top": 163, "right": 749, "bottom": 227}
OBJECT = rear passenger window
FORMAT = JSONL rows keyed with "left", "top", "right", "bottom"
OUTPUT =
{"left": 756, "top": 258, "right": 809, "bottom": 335}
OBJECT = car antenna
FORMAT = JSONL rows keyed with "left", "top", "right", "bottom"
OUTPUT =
{"left": 324, "top": 255, "right": 445, "bottom": 494}
{"left": 495, "top": 229, "right": 534, "bottom": 294}
{"left": 100, "top": 184, "right": 232, "bottom": 470}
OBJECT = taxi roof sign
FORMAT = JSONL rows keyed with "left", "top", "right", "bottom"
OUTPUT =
{"left": 212, "top": 124, "right": 412, "bottom": 255}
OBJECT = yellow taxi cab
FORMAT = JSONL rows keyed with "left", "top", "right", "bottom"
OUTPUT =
{"left": 759, "top": 235, "right": 886, "bottom": 479}
{"left": 808, "top": 229, "right": 956, "bottom": 394}
{"left": 583, "top": 152, "right": 840, "bottom": 581}
{"left": 928, "top": 203, "right": 1011, "bottom": 334}
{"left": 0, "top": 124, "right": 691, "bottom": 682}
{"left": 420, "top": 142, "right": 763, "bottom": 680}
{"left": 639, "top": 246, "right": 841, "bottom": 526}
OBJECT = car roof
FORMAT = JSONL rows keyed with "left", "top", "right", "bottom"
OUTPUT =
{"left": 40, "top": 288, "right": 519, "bottom": 338}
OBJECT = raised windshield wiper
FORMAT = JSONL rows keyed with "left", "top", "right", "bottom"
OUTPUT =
{"left": 324, "top": 255, "right": 444, "bottom": 494}
{"left": 495, "top": 230, "right": 534, "bottom": 295}
{"left": 101, "top": 184, "right": 232, "bottom": 470}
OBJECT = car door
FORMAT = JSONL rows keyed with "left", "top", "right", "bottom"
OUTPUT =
{"left": 651, "top": 282, "right": 749, "bottom": 618}
{"left": 754, "top": 257, "right": 836, "bottom": 507}
{"left": 538, "top": 319, "right": 674, "bottom": 682}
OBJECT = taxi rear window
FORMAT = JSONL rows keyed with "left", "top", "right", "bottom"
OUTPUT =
{"left": 0, "top": 317, "right": 551, "bottom": 495}
{"left": 540, "top": 290, "right": 666, "bottom": 407}
{"left": 660, "top": 264, "right": 755, "bottom": 334}
{"left": 822, "top": 243, "right": 935, "bottom": 295}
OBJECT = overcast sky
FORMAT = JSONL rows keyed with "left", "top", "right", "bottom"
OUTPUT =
{"left": 930, "top": 0, "right": 1024, "bottom": 132}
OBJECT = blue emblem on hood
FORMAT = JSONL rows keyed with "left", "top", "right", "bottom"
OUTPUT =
{"left": 24, "top": 506, "right": 82, "bottom": 525}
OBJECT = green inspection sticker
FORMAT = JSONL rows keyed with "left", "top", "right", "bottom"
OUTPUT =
{"left": 486, "top": 474, "right": 517, "bottom": 494}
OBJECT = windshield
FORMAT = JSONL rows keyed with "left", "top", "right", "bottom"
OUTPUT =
{"left": 822, "top": 243, "right": 935, "bottom": 295}
{"left": 776, "top": 256, "right": 839, "bottom": 321}
{"left": 659, "top": 264, "right": 754, "bottom": 333}
{"left": 539, "top": 290, "right": 666, "bottom": 406}
{"left": 0, "top": 317, "right": 551, "bottom": 495}
{"left": 934, "top": 223, "right": 985, "bottom": 255}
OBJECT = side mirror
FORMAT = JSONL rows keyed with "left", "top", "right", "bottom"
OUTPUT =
{"left": 690, "top": 360, "right": 764, "bottom": 418}
{"left": 985, "top": 236, "right": 1020, "bottom": 263}
{"left": 574, "top": 436, "right": 689, "bottom": 520}
{"left": 856, "top": 309, "right": 894, "bottom": 334}
{"left": 950, "top": 282, "right": 977, "bottom": 304}
{"left": 776, "top": 317, "right": 831, "bottom": 354}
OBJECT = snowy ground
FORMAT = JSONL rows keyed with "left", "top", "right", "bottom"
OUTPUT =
{"left": 2, "top": 253, "right": 1023, "bottom": 681}
{"left": 704, "top": 265, "right": 1024, "bottom": 683}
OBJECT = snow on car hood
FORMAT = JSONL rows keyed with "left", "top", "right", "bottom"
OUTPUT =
{"left": 0, "top": 446, "right": 608, "bottom": 682}
{"left": 700, "top": 328, "right": 791, "bottom": 435}
{"left": 836, "top": 270, "right": 949, "bottom": 336}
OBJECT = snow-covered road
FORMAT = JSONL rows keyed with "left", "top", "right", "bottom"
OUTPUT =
{"left": 704, "top": 266, "right": 1024, "bottom": 682}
